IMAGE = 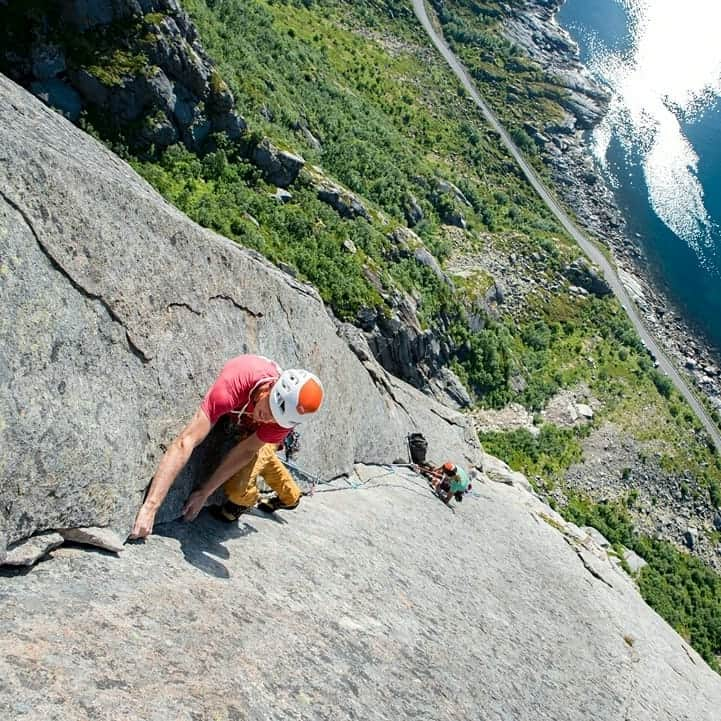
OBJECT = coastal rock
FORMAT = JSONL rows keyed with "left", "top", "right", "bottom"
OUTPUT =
{"left": 0, "top": 76, "right": 481, "bottom": 560}
{"left": 502, "top": 0, "right": 610, "bottom": 131}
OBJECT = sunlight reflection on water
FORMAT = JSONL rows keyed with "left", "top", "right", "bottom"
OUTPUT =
{"left": 572, "top": 0, "right": 721, "bottom": 270}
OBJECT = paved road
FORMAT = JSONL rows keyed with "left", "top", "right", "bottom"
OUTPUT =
{"left": 412, "top": 0, "right": 721, "bottom": 454}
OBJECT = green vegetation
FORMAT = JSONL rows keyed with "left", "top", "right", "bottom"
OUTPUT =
{"left": 85, "top": 49, "right": 149, "bottom": 87}
{"left": 430, "top": 0, "right": 566, "bottom": 175}
{"left": 129, "top": 0, "right": 719, "bottom": 488}
{"left": 480, "top": 425, "right": 586, "bottom": 486}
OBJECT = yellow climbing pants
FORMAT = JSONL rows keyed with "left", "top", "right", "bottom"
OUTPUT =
{"left": 223, "top": 443, "right": 301, "bottom": 508}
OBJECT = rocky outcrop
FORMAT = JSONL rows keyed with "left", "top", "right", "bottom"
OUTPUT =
{"left": 0, "top": 75, "right": 481, "bottom": 561}
{"left": 3, "top": 463, "right": 721, "bottom": 718}
{"left": 252, "top": 138, "right": 305, "bottom": 188}
{"left": 564, "top": 257, "right": 613, "bottom": 297}
{"left": 503, "top": 0, "right": 610, "bottom": 129}
{"left": 316, "top": 181, "right": 371, "bottom": 220}
{"left": 563, "top": 421, "right": 721, "bottom": 571}
{"left": 0, "top": 0, "right": 246, "bottom": 150}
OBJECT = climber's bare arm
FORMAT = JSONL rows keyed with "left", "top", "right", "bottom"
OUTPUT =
{"left": 130, "top": 408, "right": 212, "bottom": 539}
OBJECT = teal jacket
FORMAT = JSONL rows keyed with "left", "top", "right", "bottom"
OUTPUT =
{"left": 449, "top": 467, "right": 470, "bottom": 494}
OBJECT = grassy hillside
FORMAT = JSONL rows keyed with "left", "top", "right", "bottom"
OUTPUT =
{"left": 129, "top": 0, "right": 721, "bottom": 485}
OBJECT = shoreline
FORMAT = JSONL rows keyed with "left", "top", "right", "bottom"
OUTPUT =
{"left": 502, "top": 0, "right": 721, "bottom": 417}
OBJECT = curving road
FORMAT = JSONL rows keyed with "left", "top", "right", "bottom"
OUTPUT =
{"left": 412, "top": 0, "right": 721, "bottom": 454}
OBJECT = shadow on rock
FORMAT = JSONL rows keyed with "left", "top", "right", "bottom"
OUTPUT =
{"left": 154, "top": 509, "right": 258, "bottom": 579}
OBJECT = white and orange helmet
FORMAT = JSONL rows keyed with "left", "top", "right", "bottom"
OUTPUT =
{"left": 270, "top": 369, "right": 324, "bottom": 428}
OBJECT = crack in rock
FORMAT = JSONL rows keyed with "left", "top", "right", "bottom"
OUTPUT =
{"left": 1, "top": 189, "right": 152, "bottom": 363}
{"left": 209, "top": 294, "right": 263, "bottom": 317}
{"left": 167, "top": 302, "right": 202, "bottom": 316}
{"left": 564, "top": 537, "right": 615, "bottom": 589}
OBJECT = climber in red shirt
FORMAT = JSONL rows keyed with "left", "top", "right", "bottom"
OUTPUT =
{"left": 130, "top": 354, "right": 324, "bottom": 539}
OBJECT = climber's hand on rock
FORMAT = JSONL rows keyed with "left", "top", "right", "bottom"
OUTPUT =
{"left": 129, "top": 504, "right": 156, "bottom": 539}
{"left": 182, "top": 490, "right": 208, "bottom": 522}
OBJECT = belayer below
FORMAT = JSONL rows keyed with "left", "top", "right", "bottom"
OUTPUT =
{"left": 130, "top": 354, "right": 324, "bottom": 539}
{"left": 428, "top": 461, "right": 471, "bottom": 506}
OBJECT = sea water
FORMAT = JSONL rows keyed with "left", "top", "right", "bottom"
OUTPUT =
{"left": 557, "top": 0, "right": 721, "bottom": 351}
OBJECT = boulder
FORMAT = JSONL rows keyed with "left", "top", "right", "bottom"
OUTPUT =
{"left": 210, "top": 111, "right": 246, "bottom": 140}
{"left": 404, "top": 194, "right": 424, "bottom": 226}
{"left": 684, "top": 527, "right": 699, "bottom": 550}
{"left": 252, "top": 138, "right": 305, "bottom": 188}
{"left": 316, "top": 182, "right": 370, "bottom": 220}
{"left": 622, "top": 546, "right": 648, "bottom": 574}
{"left": 575, "top": 402, "right": 594, "bottom": 419}
{"left": 564, "top": 258, "right": 612, "bottom": 297}
{"left": 0, "top": 76, "right": 481, "bottom": 560}
{"left": 270, "top": 187, "right": 293, "bottom": 204}
{"left": 413, "top": 247, "right": 452, "bottom": 286}
{"left": 436, "top": 179, "right": 471, "bottom": 207}
{"left": 292, "top": 118, "right": 322, "bottom": 150}
{"left": 713, "top": 511, "right": 721, "bottom": 532}
{"left": 140, "top": 111, "right": 178, "bottom": 146}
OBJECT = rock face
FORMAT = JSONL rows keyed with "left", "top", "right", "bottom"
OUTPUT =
{"left": 2, "top": 464, "right": 721, "bottom": 719}
{"left": 0, "top": 0, "right": 246, "bottom": 150}
{"left": 0, "top": 75, "right": 481, "bottom": 560}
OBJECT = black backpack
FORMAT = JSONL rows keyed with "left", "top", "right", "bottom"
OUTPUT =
{"left": 408, "top": 432, "right": 428, "bottom": 464}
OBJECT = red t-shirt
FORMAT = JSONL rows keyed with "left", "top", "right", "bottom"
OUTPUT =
{"left": 200, "top": 355, "right": 289, "bottom": 444}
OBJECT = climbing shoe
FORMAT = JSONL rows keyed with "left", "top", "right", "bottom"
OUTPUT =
{"left": 257, "top": 496, "right": 300, "bottom": 514}
{"left": 211, "top": 500, "right": 251, "bottom": 523}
